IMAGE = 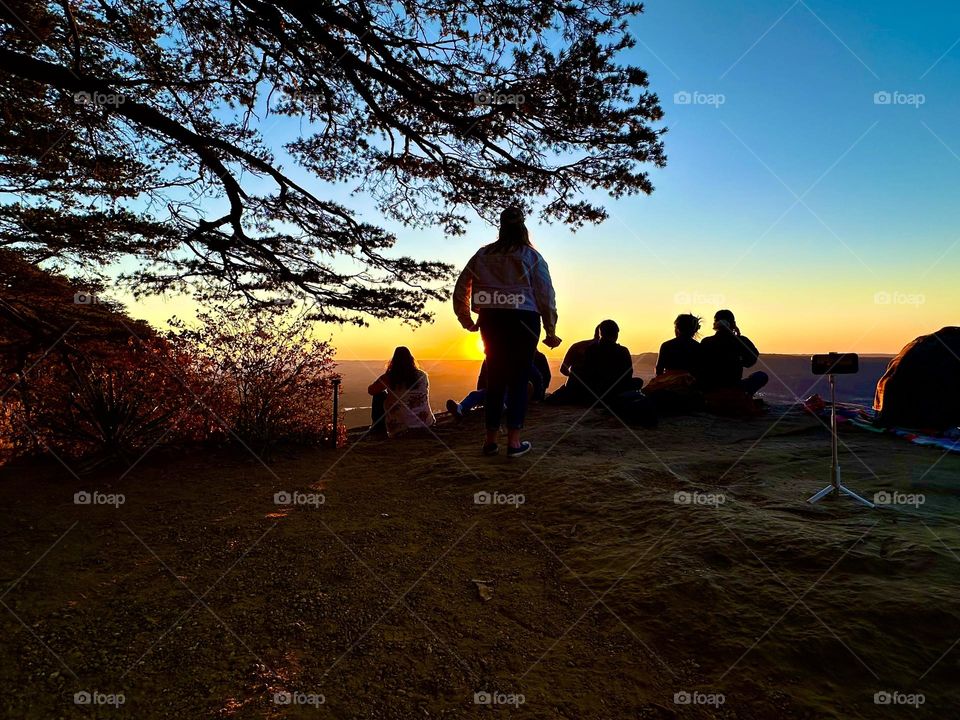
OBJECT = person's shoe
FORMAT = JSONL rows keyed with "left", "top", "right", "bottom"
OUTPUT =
{"left": 482, "top": 442, "right": 499, "bottom": 456}
{"left": 446, "top": 399, "right": 463, "bottom": 420}
{"left": 507, "top": 441, "right": 532, "bottom": 458}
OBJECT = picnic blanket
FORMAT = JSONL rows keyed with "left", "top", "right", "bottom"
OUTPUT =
{"left": 803, "top": 395, "right": 960, "bottom": 453}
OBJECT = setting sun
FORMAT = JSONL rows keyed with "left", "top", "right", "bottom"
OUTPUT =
{"left": 463, "top": 334, "right": 487, "bottom": 361}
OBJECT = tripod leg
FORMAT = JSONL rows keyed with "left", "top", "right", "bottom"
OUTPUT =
{"left": 807, "top": 484, "right": 837, "bottom": 504}
{"left": 839, "top": 484, "right": 876, "bottom": 508}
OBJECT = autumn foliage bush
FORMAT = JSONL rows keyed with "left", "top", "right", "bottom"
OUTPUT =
{"left": 8, "top": 338, "right": 197, "bottom": 465}
{"left": 1, "top": 255, "right": 342, "bottom": 466}
{"left": 168, "top": 303, "right": 342, "bottom": 455}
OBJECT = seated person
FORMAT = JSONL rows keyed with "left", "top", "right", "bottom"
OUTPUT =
{"left": 578, "top": 319, "right": 639, "bottom": 402}
{"left": 559, "top": 324, "right": 601, "bottom": 376}
{"left": 656, "top": 314, "right": 703, "bottom": 376}
{"left": 697, "top": 310, "right": 768, "bottom": 396}
{"left": 532, "top": 350, "right": 551, "bottom": 401}
{"left": 446, "top": 361, "right": 489, "bottom": 419}
{"left": 368, "top": 346, "right": 436, "bottom": 437}
{"left": 645, "top": 314, "right": 704, "bottom": 413}
{"left": 447, "top": 351, "right": 552, "bottom": 418}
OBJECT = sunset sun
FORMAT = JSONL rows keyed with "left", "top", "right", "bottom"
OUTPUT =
{"left": 463, "top": 335, "right": 486, "bottom": 360}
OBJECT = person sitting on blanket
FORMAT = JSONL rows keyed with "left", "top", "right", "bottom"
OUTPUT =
{"left": 644, "top": 314, "right": 705, "bottom": 413}
{"left": 578, "top": 319, "right": 644, "bottom": 402}
{"left": 655, "top": 314, "right": 703, "bottom": 376}
{"left": 548, "top": 320, "right": 641, "bottom": 404}
{"left": 697, "top": 310, "right": 768, "bottom": 397}
{"left": 368, "top": 346, "right": 436, "bottom": 438}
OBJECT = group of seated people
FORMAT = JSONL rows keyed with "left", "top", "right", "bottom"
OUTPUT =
{"left": 656, "top": 310, "right": 768, "bottom": 396}
{"left": 368, "top": 309, "right": 769, "bottom": 437}
{"left": 552, "top": 310, "right": 768, "bottom": 412}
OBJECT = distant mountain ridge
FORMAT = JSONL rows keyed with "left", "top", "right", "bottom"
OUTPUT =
{"left": 630, "top": 353, "right": 891, "bottom": 405}
{"left": 336, "top": 354, "right": 893, "bottom": 425}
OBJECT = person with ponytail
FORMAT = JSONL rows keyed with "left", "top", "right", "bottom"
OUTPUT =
{"left": 453, "top": 206, "right": 561, "bottom": 457}
{"left": 698, "top": 309, "right": 768, "bottom": 396}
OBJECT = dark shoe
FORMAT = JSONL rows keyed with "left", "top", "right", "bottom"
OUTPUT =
{"left": 507, "top": 441, "right": 532, "bottom": 458}
{"left": 446, "top": 399, "right": 463, "bottom": 420}
{"left": 482, "top": 442, "right": 499, "bottom": 456}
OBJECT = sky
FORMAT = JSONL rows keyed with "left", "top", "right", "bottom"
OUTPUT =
{"left": 129, "top": 0, "right": 960, "bottom": 363}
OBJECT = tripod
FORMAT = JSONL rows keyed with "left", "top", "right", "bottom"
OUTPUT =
{"left": 807, "top": 373, "right": 875, "bottom": 508}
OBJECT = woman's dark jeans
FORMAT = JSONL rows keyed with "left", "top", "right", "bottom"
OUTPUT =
{"left": 478, "top": 309, "right": 541, "bottom": 431}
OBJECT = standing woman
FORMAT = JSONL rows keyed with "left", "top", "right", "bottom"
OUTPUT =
{"left": 453, "top": 206, "right": 561, "bottom": 456}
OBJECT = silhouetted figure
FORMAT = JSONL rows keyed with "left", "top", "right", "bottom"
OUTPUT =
{"left": 579, "top": 319, "right": 637, "bottom": 401}
{"left": 532, "top": 349, "right": 552, "bottom": 400}
{"left": 370, "top": 390, "right": 388, "bottom": 434}
{"left": 560, "top": 324, "right": 601, "bottom": 376}
{"left": 367, "top": 347, "right": 436, "bottom": 438}
{"left": 656, "top": 314, "right": 703, "bottom": 376}
{"left": 446, "top": 352, "right": 551, "bottom": 419}
{"left": 453, "top": 206, "right": 561, "bottom": 457}
{"left": 698, "top": 310, "right": 768, "bottom": 396}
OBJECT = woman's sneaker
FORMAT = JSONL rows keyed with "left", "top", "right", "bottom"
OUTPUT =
{"left": 446, "top": 399, "right": 463, "bottom": 420}
{"left": 482, "top": 442, "right": 499, "bottom": 456}
{"left": 507, "top": 441, "right": 532, "bottom": 458}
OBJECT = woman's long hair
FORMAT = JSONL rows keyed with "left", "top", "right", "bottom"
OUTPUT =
{"left": 386, "top": 346, "right": 419, "bottom": 389}
{"left": 484, "top": 205, "right": 531, "bottom": 254}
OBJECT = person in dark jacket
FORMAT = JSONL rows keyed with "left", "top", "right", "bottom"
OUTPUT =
{"left": 579, "top": 319, "right": 636, "bottom": 401}
{"left": 532, "top": 350, "right": 551, "bottom": 401}
{"left": 656, "top": 314, "right": 703, "bottom": 376}
{"left": 698, "top": 310, "right": 768, "bottom": 396}
{"left": 560, "top": 324, "right": 601, "bottom": 376}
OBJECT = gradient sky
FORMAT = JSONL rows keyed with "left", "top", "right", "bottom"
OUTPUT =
{"left": 129, "top": 0, "right": 960, "bottom": 363}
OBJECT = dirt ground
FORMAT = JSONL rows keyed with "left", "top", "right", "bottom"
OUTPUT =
{"left": 1, "top": 403, "right": 959, "bottom": 718}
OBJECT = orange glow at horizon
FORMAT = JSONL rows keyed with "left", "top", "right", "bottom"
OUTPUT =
{"left": 122, "top": 271, "right": 958, "bottom": 365}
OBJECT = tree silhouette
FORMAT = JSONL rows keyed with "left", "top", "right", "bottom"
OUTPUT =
{"left": 0, "top": 1, "right": 665, "bottom": 324}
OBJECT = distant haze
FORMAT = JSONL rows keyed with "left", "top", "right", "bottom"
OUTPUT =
{"left": 337, "top": 354, "right": 892, "bottom": 427}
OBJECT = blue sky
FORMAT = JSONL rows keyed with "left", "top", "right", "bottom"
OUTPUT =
{"left": 130, "top": 0, "right": 960, "bottom": 359}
